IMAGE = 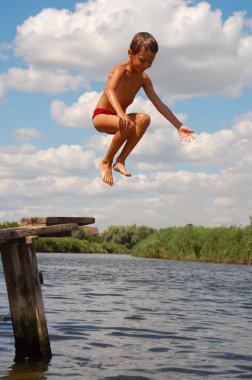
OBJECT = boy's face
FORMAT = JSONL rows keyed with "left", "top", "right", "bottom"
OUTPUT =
{"left": 128, "top": 47, "right": 156, "bottom": 73}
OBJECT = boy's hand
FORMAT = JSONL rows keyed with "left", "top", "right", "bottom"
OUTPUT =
{"left": 178, "top": 125, "right": 195, "bottom": 143}
{"left": 118, "top": 112, "right": 133, "bottom": 130}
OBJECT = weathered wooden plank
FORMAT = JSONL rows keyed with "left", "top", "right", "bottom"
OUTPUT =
{"left": 0, "top": 215, "right": 95, "bottom": 360}
{"left": 20, "top": 217, "right": 95, "bottom": 227}
{"left": 1, "top": 239, "right": 51, "bottom": 359}
{"left": 25, "top": 236, "right": 38, "bottom": 245}
{"left": 0, "top": 223, "right": 78, "bottom": 242}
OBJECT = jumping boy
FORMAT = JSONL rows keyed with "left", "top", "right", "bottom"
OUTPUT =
{"left": 92, "top": 32, "right": 194, "bottom": 186}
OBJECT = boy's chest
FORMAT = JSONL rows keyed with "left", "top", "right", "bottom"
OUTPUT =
{"left": 117, "top": 72, "right": 142, "bottom": 95}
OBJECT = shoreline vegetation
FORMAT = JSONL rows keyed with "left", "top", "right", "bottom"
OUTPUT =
{"left": 0, "top": 221, "right": 252, "bottom": 265}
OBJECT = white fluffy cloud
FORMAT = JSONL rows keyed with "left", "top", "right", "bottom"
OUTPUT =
{"left": 82, "top": 93, "right": 252, "bottom": 170}
{"left": 0, "top": 144, "right": 95, "bottom": 179}
{"left": 12, "top": 128, "right": 42, "bottom": 141}
{"left": 1, "top": 164, "right": 251, "bottom": 229}
{"left": 0, "top": 0, "right": 251, "bottom": 100}
{"left": 232, "top": 112, "right": 252, "bottom": 137}
{"left": 1, "top": 111, "right": 252, "bottom": 229}
{"left": 50, "top": 90, "right": 186, "bottom": 130}
{"left": 51, "top": 91, "right": 99, "bottom": 128}
{"left": 1, "top": 1, "right": 252, "bottom": 229}
{"left": 0, "top": 67, "right": 87, "bottom": 96}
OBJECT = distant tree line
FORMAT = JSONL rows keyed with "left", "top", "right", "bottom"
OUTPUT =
{"left": 0, "top": 221, "right": 19, "bottom": 229}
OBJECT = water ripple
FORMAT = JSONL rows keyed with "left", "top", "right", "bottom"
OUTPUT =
{"left": 1, "top": 253, "right": 252, "bottom": 379}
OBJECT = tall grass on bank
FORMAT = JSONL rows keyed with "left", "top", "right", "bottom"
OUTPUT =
{"left": 132, "top": 226, "right": 252, "bottom": 264}
{"left": 35, "top": 237, "right": 129, "bottom": 254}
{"left": 1, "top": 221, "right": 252, "bottom": 264}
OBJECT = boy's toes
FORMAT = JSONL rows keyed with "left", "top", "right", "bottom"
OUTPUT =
{"left": 99, "top": 160, "right": 113, "bottom": 186}
{"left": 104, "top": 174, "right": 113, "bottom": 186}
{"left": 107, "top": 177, "right": 113, "bottom": 186}
{"left": 113, "top": 162, "right": 131, "bottom": 177}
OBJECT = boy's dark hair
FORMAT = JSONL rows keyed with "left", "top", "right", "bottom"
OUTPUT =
{"left": 130, "top": 32, "right": 159, "bottom": 54}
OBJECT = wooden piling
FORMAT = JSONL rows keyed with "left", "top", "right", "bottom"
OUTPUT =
{"left": 1, "top": 238, "right": 51, "bottom": 359}
{"left": 0, "top": 216, "right": 95, "bottom": 360}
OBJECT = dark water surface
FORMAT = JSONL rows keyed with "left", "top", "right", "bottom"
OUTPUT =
{"left": 1, "top": 253, "right": 252, "bottom": 380}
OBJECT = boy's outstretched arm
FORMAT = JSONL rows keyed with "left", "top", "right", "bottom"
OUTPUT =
{"left": 143, "top": 76, "right": 195, "bottom": 142}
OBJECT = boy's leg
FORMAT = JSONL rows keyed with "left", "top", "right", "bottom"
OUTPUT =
{"left": 93, "top": 114, "right": 135, "bottom": 186}
{"left": 113, "top": 113, "right": 150, "bottom": 175}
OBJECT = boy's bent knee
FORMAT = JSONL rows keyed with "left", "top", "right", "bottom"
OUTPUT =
{"left": 136, "top": 113, "right": 151, "bottom": 127}
{"left": 129, "top": 120, "right": 136, "bottom": 130}
{"left": 119, "top": 119, "right": 135, "bottom": 134}
{"left": 126, "top": 120, "right": 136, "bottom": 132}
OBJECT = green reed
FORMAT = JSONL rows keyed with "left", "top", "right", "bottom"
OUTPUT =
{"left": 132, "top": 225, "right": 252, "bottom": 264}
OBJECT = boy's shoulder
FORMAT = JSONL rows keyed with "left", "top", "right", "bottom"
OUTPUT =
{"left": 142, "top": 71, "right": 152, "bottom": 84}
{"left": 110, "top": 61, "right": 129, "bottom": 74}
{"left": 107, "top": 61, "right": 128, "bottom": 81}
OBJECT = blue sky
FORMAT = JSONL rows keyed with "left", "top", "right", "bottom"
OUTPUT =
{"left": 1, "top": 0, "right": 252, "bottom": 230}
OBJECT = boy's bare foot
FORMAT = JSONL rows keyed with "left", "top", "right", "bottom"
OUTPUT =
{"left": 99, "top": 160, "right": 113, "bottom": 186}
{"left": 113, "top": 161, "right": 132, "bottom": 177}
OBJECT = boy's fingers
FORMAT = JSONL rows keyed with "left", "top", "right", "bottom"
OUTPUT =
{"left": 125, "top": 119, "right": 131, "bottom": 128}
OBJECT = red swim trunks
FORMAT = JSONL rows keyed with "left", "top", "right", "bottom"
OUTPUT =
{"left": 92, "top": 108, "right": 116, "bottom": 120}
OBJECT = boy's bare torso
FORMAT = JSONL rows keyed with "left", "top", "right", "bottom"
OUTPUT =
{"left": 96, "top": 61, "right": 145, "bottom": 112}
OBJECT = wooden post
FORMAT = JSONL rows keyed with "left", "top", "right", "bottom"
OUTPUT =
{"left": 0, "top": 216, "right": 95, "bottom": 360}
{"left": 1, "top": 237, "right": 51, "bottom": 360}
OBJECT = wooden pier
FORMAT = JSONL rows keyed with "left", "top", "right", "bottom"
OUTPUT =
{"left": 0, "top": 217, "right": 95, "bottom": 360}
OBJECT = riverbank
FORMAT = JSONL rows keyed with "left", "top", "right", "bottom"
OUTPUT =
{"left": 1, "top": 221, "right": 252, "bottom": 264}
{"left": 35, "top": 236, "right": 130, "bottom": 254}
{"left": 132, "top": 225, "right": 252, "bottom": 264}
{"left": 34, "top": 225, "right": 252, "bottom": 265}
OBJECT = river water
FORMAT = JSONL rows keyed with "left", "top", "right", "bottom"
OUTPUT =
{"left": 0, "top": 253, "right": 252, "bottom": 380}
